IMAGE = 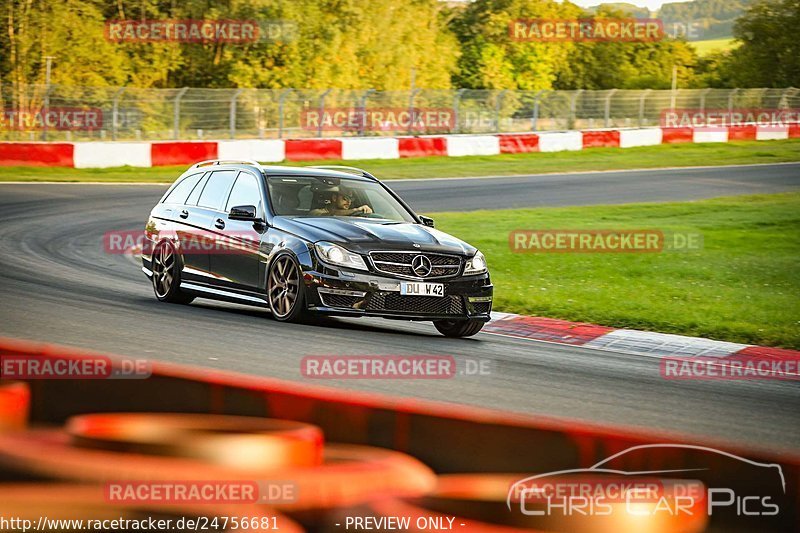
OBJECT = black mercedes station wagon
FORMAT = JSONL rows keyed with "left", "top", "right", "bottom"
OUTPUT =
{"left": 142, "top": 161, "right": 493, "bottom": 337}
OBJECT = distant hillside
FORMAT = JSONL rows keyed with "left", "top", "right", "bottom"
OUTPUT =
{"left": 583, "top": 2, "right": 651, "bottom": 17}
{"left": 585, "top": 0, "right": 754, "bottom": 41}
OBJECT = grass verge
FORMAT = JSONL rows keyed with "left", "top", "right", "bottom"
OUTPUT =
{"left": 1, "top": 139, "right": 799, "bottom": 183}
{"left": 433, "top": 192, "right": 800, "bottom": 349}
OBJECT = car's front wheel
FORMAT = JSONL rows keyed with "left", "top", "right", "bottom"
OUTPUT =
{"left": 433, "top": 319, "right": 484, "bottom": 338}
{"left": 151, "top": 241, "right": 195, "bottom": 304}
{"left": 267, "top": 254, "right": 307, "bottom": 322}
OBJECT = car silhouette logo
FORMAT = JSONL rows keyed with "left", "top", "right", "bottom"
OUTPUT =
{"left": 412, "top": 243, "right": 421, "bottom": 248}
{"left": 412, "top": 255, "right": 433, "bottom": 277}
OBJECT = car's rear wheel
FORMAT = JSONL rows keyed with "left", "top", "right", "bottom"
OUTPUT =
{"left": 268, "top": 254, "right": 306, "bottom": 322}
{"left": 151, "top": 241, "right": 194, "bottom": 304}
{"left": 433, "top": 319, "right": 484, "bottom": 338}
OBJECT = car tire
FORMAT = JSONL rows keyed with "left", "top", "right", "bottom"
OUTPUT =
{"left": 433, "top": 319, "right": 484, "bottom": 338}
{"left": 267, "top": 253, "right": 307, "bottom": 322}
{"left": 151, "top": 241, "right": 195, "bottom": 304}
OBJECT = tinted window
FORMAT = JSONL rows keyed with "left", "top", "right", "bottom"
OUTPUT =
{"left": 197, "top": 170, "right": 237, "bottom": 210}
{"left": 225, "top": 172, "right": 262, "bottom": 212}
{"left": 185, "top": 174, "right": 209, "bottom": 206}
{"left": 162, "top": 173, "right": 203, "bottom": 205}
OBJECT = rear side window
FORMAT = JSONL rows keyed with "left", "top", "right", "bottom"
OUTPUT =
{"left": 225, "top": 172, "right": 262, "bottom": 212}
{"left": 197, "top": 170, "right": 237, "bottom": 210}
{"left": 162, "top": 173, "right": 203, "bottom": 205}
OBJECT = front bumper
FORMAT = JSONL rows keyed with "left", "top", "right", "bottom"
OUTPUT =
{"left": 302, "top": 266, "right": 493, "bottom": 322}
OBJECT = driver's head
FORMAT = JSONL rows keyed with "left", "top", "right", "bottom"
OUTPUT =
{"left": 333, "top": 189, "right": 353, "bottom": 209}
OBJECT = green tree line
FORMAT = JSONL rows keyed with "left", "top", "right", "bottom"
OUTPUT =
{"left": 0, "top": 0, "right": 795, "bottom": 94}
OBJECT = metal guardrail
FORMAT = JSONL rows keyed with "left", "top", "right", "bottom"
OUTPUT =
{"left": 1, "top": 86, "right": 798, "bottom": 142}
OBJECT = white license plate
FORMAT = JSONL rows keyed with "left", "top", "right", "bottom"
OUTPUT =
{"left": 400, "top": 282, "right": 444, "bottom": 297}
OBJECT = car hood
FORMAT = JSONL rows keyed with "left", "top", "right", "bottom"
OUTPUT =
{"left": 272, "top": 216, "right": 477, "bottom": 256}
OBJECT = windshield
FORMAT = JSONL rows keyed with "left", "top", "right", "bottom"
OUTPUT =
{"left": 267, "top": 175, "right": 416, "bottom": 223}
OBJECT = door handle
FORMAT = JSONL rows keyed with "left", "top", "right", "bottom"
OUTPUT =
{"left": 215, "top": 218, "right": 225, "bottom": 230}
{"left": 179, "top": 210, "right": 189, "bottom": 219}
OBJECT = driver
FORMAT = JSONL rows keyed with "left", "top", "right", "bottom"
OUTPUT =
{"left": 311, "top": 189, "right": 373, "bottom": 216}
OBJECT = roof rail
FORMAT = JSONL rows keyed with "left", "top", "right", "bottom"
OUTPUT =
{"left": 192, "top": 159, "right": 260, "bottom": 168}
{"left": 308, "top": 165, "right": 378, "bottom": 180}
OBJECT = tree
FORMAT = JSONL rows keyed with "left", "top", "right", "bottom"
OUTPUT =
{"left": 719, "top": 0, "right": 800, "bottom": 87}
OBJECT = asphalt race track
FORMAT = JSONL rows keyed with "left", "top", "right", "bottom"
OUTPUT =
{"left": 1, "top": 162, "right": 799, "bottom": 451}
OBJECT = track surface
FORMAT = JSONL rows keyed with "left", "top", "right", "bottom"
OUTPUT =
{"left": 1, "top": 163, "right": 799, "bottom": 451}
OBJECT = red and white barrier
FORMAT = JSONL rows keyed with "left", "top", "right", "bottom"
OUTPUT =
{"left": 341, "top": 138, "right": 399, "bottom": 160}
{"left": 537, "top": 131, "right": 583, "bottom": 152}
{"left": 445, "top": 135, "right": 500, "bottom": 157}
{"left": 74, "top": 142, "right": 151, "bottom": 168}
{"left": 1, "top": 125, "right": 796, "bottom": 168}
{"left": 217, "top": 139, "right": 285, "bottom": 162}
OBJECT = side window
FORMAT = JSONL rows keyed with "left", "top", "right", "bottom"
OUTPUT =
{"left": 225, "top": 172, "right": 262, "bottom": 212}
{"left": 185, "top": 173, "right": 209, "bottom": 206}
{"left": 197, "top": 170, "right": 237, "bottom": 210}
{"left": 162, "top": 173, "right": 203, "bottom": 205}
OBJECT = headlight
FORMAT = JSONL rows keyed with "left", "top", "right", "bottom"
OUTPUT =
{"left": 464, "top": 250, "right": 487, "bottom": 275}
{"left": 314, "top": 241, "right": 368, "bottom": 271}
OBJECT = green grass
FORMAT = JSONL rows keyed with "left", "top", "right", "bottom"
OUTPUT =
{"left": 691, "top": 37, "right": 737, "bottom": 57}
{"left": 432, "top": 192, "right": 800, "bottom": 349}
{"left": 2, "top": 139, "right": 799, "bottom": 183}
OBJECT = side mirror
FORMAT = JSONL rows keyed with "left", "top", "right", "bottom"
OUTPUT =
{"left": 229, "top": 205, "right": 259, "bottom": 221}
{"left": 419, "top": 215, "right": 435, "bottom": 228}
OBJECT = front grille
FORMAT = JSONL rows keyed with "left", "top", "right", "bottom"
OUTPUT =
{"left": 472, "top": 302, "right": 492, "bottom": 315}
{"left": 369, "top": 251, "right": 461, "bottom": 280}
{"left": 367, "top": 293, "right": 465, "bottom": 315}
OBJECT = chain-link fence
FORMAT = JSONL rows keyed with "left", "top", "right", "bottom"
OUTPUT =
{"left": 1, "top": 86, "right": 798, "bottom": 141}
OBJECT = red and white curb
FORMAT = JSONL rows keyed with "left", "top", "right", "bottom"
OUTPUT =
{"left": 2, "top": 124, "right": 798, "bottom": 168}
{"left": 483, "top": 312, "right": 800, "bottom": 362}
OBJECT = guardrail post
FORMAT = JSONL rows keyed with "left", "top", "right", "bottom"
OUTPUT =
{"left": 604, "top": 89, "right": 618, "bottom": 128}
{"left": 453, "top": 89, "right": 466, "bottom": 134}
{"left": 638, "top": 89, "right": 651, "bottom": 127}
{"left": 173, "top": 87, "right": 189, "bottom": 140}
{"left": 112, "top": 87, "right": 125, "bottom": 141}
{"left": 229, "top": 88, "right": 243, "bottom": 139}
{"left": 278, "top": 89, "right": 293, "bottom": 139}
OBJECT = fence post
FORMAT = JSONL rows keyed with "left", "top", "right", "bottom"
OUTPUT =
{"left": 278, "top": 89, "right": 293, "bottom": 139}
{"left": 778, "top": 87, "right": 795, "bottom": 109}
{"left": 112, "top": 87, "right": 125, "bottom": 141}
{"left": 229, "top": 88, "right": 243, "bottom": 139}
{"left": 570, "top": 90, "right": 582, "bottom": 130}
{"left": 727, "top": 88, "right": 739, "bottom": 114}
{"left": 638, "top": 89, "right": 651, "bottom": 127}
{"left": 532, "top": 90, "right": 546, "bottom": 131}
{"left": 699, "top": 88, "right": 711, "bottom": 113}
{"left": 495, "top": 90, "right": 508, "bottom": 133}
{"left": 358, "top": 89, "right": 375, "bottom": 136}
{"left": 453, "top": 89, "right": 466, "bottom": 133}
{"left": 173, "top": 87, "right": 189, "bottom": 140}
{"left": 604, "top": 89, "right": 618, "bottom": 128}
{"left": 408, "top": 88, "right": 421, "bottom": 135}
{"left": 318, "top": 89, "right": 331, "bottom": 138}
